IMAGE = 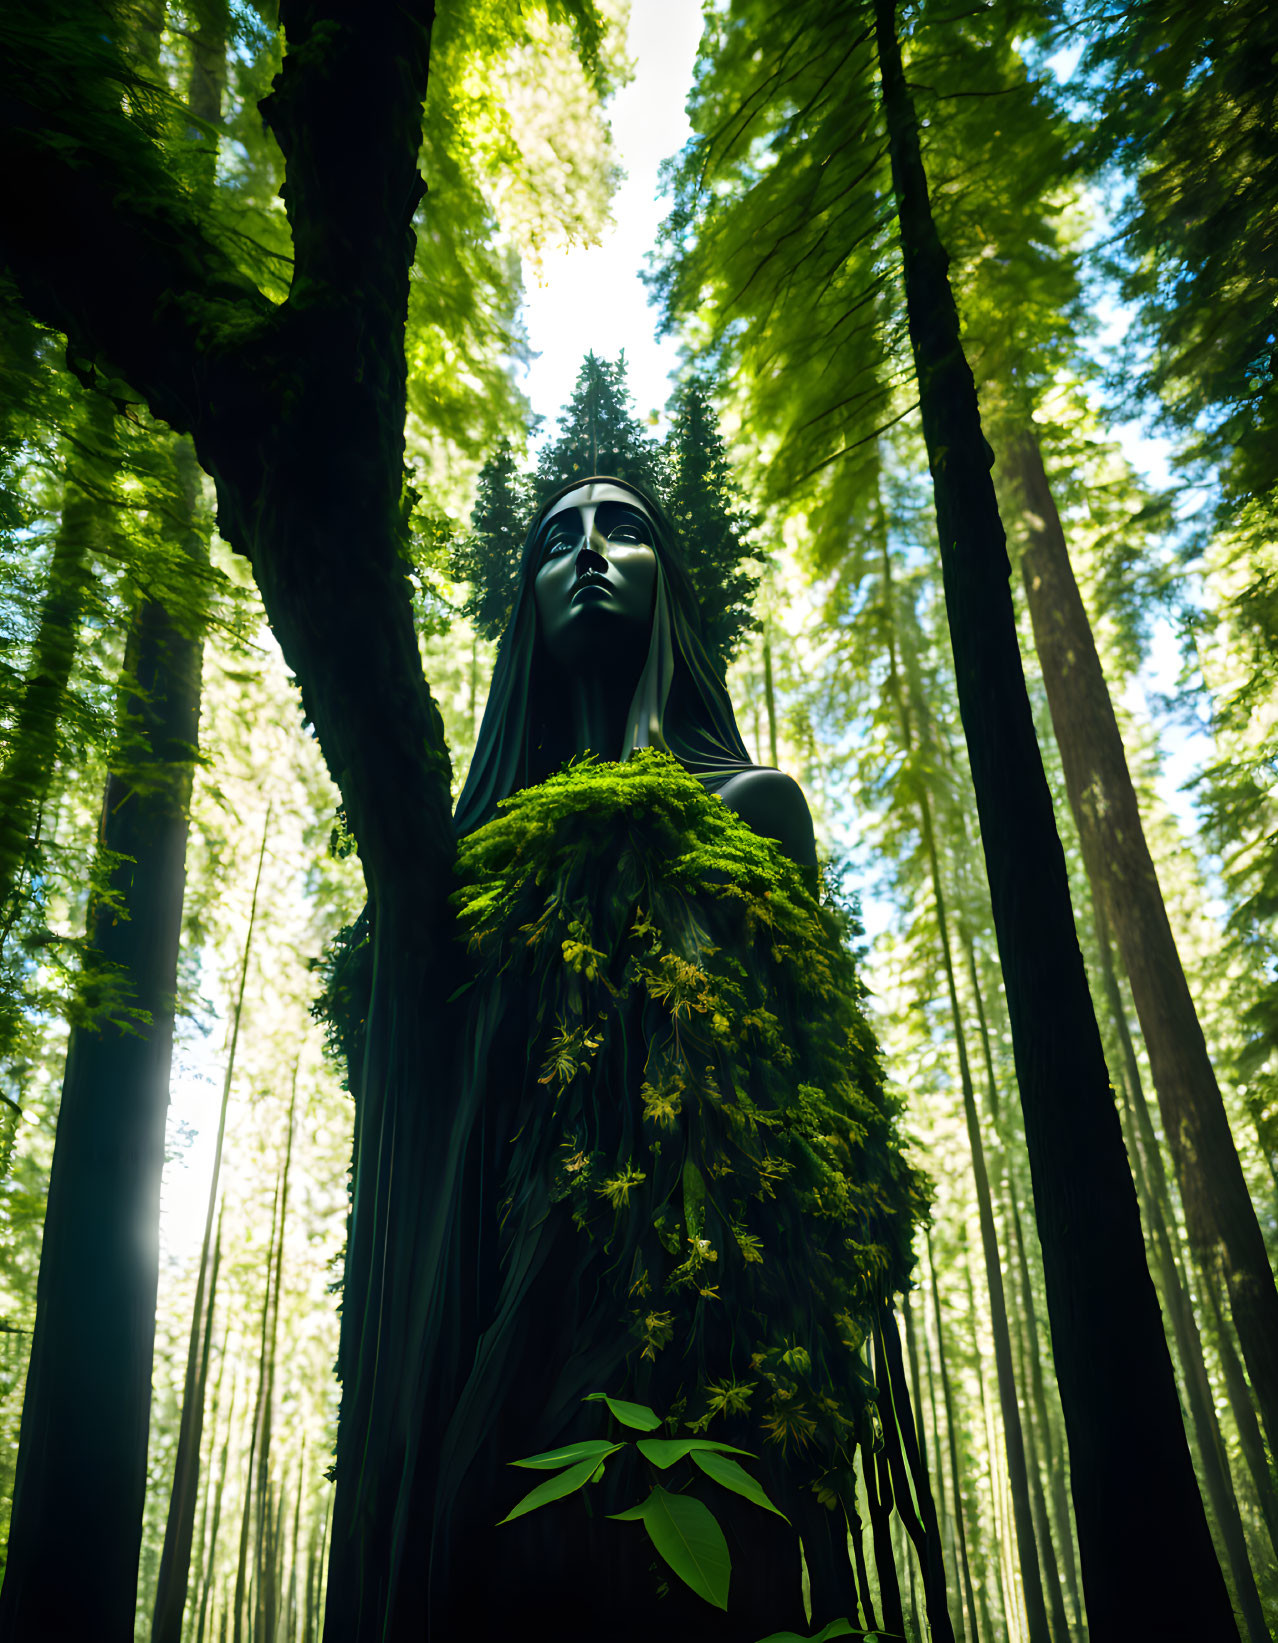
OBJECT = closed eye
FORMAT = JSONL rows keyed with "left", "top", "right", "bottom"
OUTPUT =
{"left": 542, "top": 530, "right": 580, "bottom": 560}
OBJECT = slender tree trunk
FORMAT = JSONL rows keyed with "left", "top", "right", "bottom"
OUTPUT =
{"left": 255, "top": 1086, "right": 296, "bottom": 1643}
{"left": 762, "top": 622, "right": 779, "bottom": 767}
{"left": 0, "top": 391, "right": 114, "bottom": 948}
{"left": 926, "top": 1235, "right": 983, "bottom": 1643}
{"left": 235, "top": 1176, "right": 281, "bottom": 1643}
{"left": 865, "top": 1442, "right": 906, "bottom": 1639}
{"left": 1092, "top": 899, "right": 1274, "bottom": 1633}
{"left": 286, "top": 1444, "right": 305, "bottom": 1643}
{"left": 1110, "top": 953, "right": 1278, "bottom": 1558}
{"left": 1203, "top": 1279, "right": 1278, "bottom": 1571}
{"left": 871, "top": 4, "right": 1236, "bottom": 1634}
{"left": 151, "top": 1213, "right": 223, "bottom": 1643}
{"left": 1120, "top": 1072, "right": 1270, "bottom": 1641}
{"left": 197, "top": 1373, "right": 236, "bottom": 1643}
{"left": 154, "top": 812, "right": 265, "bottom": 1643}
{"left": 963, "top": 927, "right": 1087, "bottom": 1637}
{"left": 960, "top": 1248, "right": 1013, "bottom": 1643}
{"left": 905, "top": 1293, "right": 978, "bottom": 1643}
{"left": 0, "top": 454, "right": 205, "bottom": 1642}
{"left": 1007, "top": 422, "right": 1278, "bottom": 1454}
{"left": 1008, "top": 1195, "right": 1086, "bottom": 1637}
{"left": 880, "top": 522, "right": 1049, "bottom": 1643}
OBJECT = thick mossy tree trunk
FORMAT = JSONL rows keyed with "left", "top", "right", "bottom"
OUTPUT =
{"left": 1, "top": 7, "right": 454, "bottom": 1636}
{"left": 1008, "top": 423, "right": 1278, "bottom": 1452}
{"left": 870, "top": 0, "right": 1236, "bottom": 1635}
{"left": 0, "top": 564, "right": 203, "bottom": 1643}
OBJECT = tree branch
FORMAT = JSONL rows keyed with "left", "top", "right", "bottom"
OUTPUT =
{"left": 0, "top": 90, "right": 274, "bottom": 441}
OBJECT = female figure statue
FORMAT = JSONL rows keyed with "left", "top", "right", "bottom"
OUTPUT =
{"left": 453, "top": 476, "right": 817, "bottom": 870}
{"left": 330, "top": 477, "right": 939, "bottom": 1639}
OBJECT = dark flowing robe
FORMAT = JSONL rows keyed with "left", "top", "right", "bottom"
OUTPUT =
{"left": 420, "top": 753, "right": 928, "bottom": 1638}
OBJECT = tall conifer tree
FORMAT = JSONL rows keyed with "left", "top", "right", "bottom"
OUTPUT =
{"left": 536, "top": 351, "right": 662, "bottom": 500}
{"left": 662, "top": 377, "right": 758, "bottom": 673}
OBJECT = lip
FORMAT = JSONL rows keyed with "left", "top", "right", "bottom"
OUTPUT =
{"left": 570, "top": 574, "right": 613, "bottom": 599}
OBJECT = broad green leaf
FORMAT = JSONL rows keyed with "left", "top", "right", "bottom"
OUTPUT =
{"left": 497, "top": 1454, "right": 602, "bottom": 1524}
{"left": 583, "top": 1392, "right": 662, "bottom": 1431}
{"left": 691, "top": 1449, "right": 789, "bottom": 1519}
{"left": 636, "top": 1437, "right": 754, "bottom": 1469}
{"left": 754, "top": 1622, "right": 863, "bottom": 1643}
{"left": 610, "top": 1485, "right": 731, "bottom": 1609}
{"left": 511, "top": 1439, "right": 623, "bottom": 1470}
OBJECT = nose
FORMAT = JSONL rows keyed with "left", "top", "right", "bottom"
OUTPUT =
{"left": 575, "top": 540, "right": 608, "bottom": 575}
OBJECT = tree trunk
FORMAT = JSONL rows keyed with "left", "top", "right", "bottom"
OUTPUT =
{"left": 924, "top": 1245, "right": 983, "bottom": 1643}
{"left": 1008, "top": 421, "right": 1278, "bottom": 1456}
{"left": 762, "top": 621, "right": 780, "bottom": 767}
{"left": 255, "top": 1088, "right": 295, "bottom": 1643}
{"left": 0, "top": 532, "right": 204, "bottom": 1642}
{"left": 871, "top": 2, "right": 1237, "bottom": 1634}
{"left": 1203, "top": 1278, "right": 1278, "bottom": 1573}
{"left": 0, "top": 391, "right": 114, "bottom": 948}
{"left": 197, "top": 1373, "right": 236, "bottom": 1643}
{"left": 153, "top": 810, "right": 265, "bottom": 1643}
{"left": 1093, "top": 893, "right": 1273, "bottom": 1631}
{"left": 961, "top": 1246, "right": 1014, "bottom": 1641}
{"left": 880, "top": 515, "right": 1049, "bottom": 1643}
{"left": 1007, "top": 1195, "right": 1086, "bottom": 1637}
{"left": 963, "top": 928, "right": 1087, "bottom": 1637}
{"left": 152, "top": 1215, "right": 223, "bottom": 1643}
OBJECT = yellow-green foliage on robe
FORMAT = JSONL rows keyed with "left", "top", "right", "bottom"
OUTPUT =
{"left": 452, "top": 750, "right": 927, "bottom": 1483}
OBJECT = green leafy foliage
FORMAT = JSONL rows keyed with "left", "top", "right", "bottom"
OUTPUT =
{"left": 1078, "top": 0, "right": 1278, "bottom": 505}
{"left": 582, "top": 1392, "right": 663, "bottom": 1431}
{"left": 634, "top": 1436, "right": 752, "bottom": 1468}
{"left": 511, "top": 1437, "right": 626, "bottom": 1470}
{"left": 611, "top": 1485, "right": 731, "bottom": 1609}
{"left": 501, "top": 1390, "right": 786, "bottom": 1611}
{"left": 688, "top": 1447, "right": 787, "bottom": 1518}
{"left": 536, "top": 350, "right": 663, "bottom": 500}
{"left": 454, "top": 751, "right": 925, "bottom": 1482}
{"left": 498, "top": 1452, "right": 608, "bottom": 1524}
{"left": 451, "top": 439, "right": 532, "bottom": 641}
{"left": 756, "top": 1620, "right": 873, "bottom": 1643}
{"left": 663, "top": 376, "right": 760, "bottom": 669}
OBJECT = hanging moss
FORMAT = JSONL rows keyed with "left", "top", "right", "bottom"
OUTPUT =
{"left": 453, "top": 749, "right": 928, "bottom": 1477}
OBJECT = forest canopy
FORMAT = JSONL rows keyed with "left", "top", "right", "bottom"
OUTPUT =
{"left": 0, "top": 1, "right": 1274, "bottom": 1641}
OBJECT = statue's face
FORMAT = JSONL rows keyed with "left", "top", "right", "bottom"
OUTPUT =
{"left": 533, "top": 482, "right": 658, "bottom": 668}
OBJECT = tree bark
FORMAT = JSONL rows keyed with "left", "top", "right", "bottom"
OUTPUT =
{"left": 963, "top": 929, "right": 1087, "bottom": 1637}
{"left": 1008, "top": 420, "right": 1278, "bottom": 1459}
{"left": 0, "top": 391, "right": 114, "bottom": 948}
{"left": 0, "top": 562, "right": 203, "bottom": 1642}
{"left": 153, "top": 809, "right": 264, "bottom": 1643}
{"left": 925, "top": 1241, "right": 984, "bottom": 1643}
{"left": 879, "top": 448, "right": 1051, "bottom": 1643}
{"left": 871, "top": 2, "right": 1237, "bottom": 1634}
{"left": 1093, "top": 893, "right": 1273, "bottom": 1633}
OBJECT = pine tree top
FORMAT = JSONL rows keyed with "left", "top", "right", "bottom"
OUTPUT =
{"left": 459, "top": 358, "right": 760, "bottom": 676}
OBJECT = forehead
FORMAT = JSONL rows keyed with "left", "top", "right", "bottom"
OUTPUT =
{"left": 539, "top": 482, "right": 655, "bottom": 529}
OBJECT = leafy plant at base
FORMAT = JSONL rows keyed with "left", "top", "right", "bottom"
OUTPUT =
{"left": 499, "top": 1393, "right": 785, "bottom": 1610}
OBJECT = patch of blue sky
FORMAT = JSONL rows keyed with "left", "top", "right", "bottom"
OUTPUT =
{"left": 518, "top": 0, "right": 704, "bottom": 448}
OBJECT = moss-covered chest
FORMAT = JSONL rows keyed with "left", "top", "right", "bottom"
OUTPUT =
{"left": 453, "top": 751, "right": 925, "bottom": 1463}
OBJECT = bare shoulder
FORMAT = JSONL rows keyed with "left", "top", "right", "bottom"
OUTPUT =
{"left": 715, "top": 768, "right": 817, "bottom": 871}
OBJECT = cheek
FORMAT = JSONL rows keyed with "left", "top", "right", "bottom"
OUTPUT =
{"left": 533, "top": 566, "right": 564, "bottom": 626}
{"left": 626, "top": 549, "right": 658, "bottom": 607}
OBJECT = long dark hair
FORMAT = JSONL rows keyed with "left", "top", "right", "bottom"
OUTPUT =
{"left": 453, "top": 475, "right": 757, "bottom": 834}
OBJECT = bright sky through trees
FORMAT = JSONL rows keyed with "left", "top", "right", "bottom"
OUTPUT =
{"left": 520, "top": 0, "right": 703, "bottom": 434}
